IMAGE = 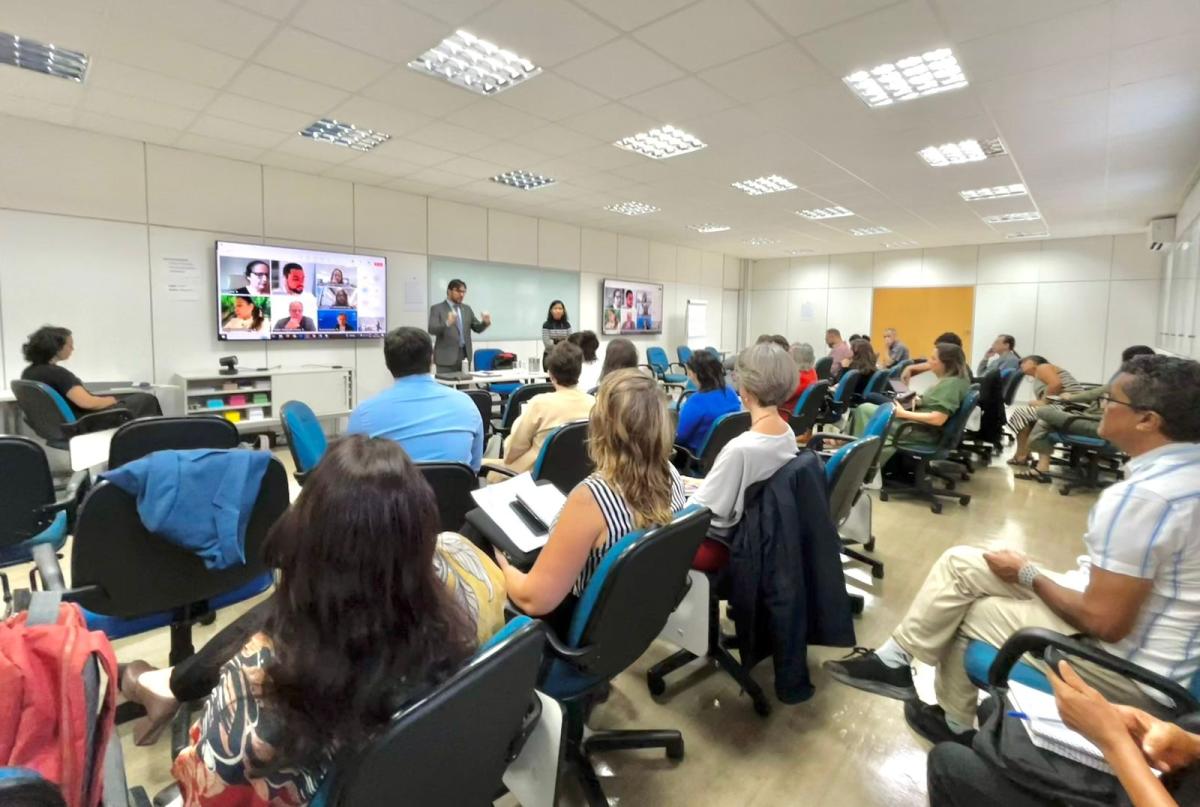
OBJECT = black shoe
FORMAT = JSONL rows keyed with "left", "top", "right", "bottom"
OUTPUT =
{"left": 822, "top": 647, "right": 917, "bottom": 700}
{"left": 903, "top": 699, "right": 975, "bottom": 746}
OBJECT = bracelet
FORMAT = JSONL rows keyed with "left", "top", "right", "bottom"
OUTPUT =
{"left": 1018, "top": 563, "right": 1041, "bottom": 589}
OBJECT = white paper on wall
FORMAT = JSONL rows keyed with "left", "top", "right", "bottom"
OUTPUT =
{"left": 163, "top": 256, "right": 202, "bottom": 302}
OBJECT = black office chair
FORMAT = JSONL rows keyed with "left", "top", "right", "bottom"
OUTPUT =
{"left": 814, "top": 355, "right": 833, "bottom": 381}
{"left": 493, "top": 383, "right": 554, "bottom": 459}
{"left": 959, "top": 367, "right": 1008, "bottom": 461}
{"left": 417, "top": 462, "right": 479, "bottom": 533}
{"left": 999, "top": 368, "right": 1025, "bottom": 444}
{"left": 326, "top": 618, "right": 548, "bottom": 806}
{"left": 540, "top": 506, "right": 711, "bottom": 806}
{"left": 489, "top": 420, "right": 593, "bottom": 495}
{"left": 107, "top": 416, "right": 239, "bottom": 468}
{"left": 788, "top": 380, "right": 829, "bottom": 436}
{"left": 10, "top": 380, "right": 133, "bottom": 451}
{"left": 673, "top": 411, "right": 751, "bottom": 477}
{"left": 463, "top": 388, "right": 496, "bottom": 443}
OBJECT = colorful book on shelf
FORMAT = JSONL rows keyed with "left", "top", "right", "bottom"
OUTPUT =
{"left": 224, "top": 411, "right": 241, "bottom": 423}
{"left": 227, "top": 394, "right": 247, "bottom": 406}
{"left": 205, "top": 399, "right": 223, "bottom": 409}
{"left": 246, "top": 407, "right": 265, "bottom": 421}
{"left": 252, "top": 393, "right": 269, "bottom": 404}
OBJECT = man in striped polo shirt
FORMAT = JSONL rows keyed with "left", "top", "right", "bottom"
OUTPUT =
{"left": 824, "top": 354, "right": 1200, "bottom": 745}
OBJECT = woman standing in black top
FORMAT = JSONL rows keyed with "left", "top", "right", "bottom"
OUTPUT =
{"left": 541, "top": 299, "right": 573, "bottom": 368}
{"left": 20, "top": 325, "right": 161, "bottom": 418}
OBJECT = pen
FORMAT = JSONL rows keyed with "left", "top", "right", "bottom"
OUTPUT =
{"left": 1007, "top": 711, "right": 1065, "bottom": 724}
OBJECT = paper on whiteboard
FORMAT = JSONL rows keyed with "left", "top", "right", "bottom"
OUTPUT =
{"left": 686, "top": 300, "right": 707, "bottom": 339}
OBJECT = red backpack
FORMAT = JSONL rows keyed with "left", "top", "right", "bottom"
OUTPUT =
{"left": 0, "top": 597, "right": 118, "bottom": 807}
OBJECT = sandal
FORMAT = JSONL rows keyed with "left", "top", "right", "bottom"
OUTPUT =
{"left": 1013, "top": 468, "right": 1050, "bottom": 483}
{"left": 1006, "top": 456, "right": 1031, "bottom": 467}
{"left": 120, "top": 661, "right": 181, "bottom": 746}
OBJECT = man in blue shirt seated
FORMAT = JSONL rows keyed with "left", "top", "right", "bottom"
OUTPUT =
{"left": 348, "top": 326, "right": 484, "bottom": 470}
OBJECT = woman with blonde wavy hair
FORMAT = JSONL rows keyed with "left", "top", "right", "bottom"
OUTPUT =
{"left": 496, "top": 369, "right": 685, "bottom": 630}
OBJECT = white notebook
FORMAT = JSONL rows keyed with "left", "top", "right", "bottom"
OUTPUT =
{"left": 1008, "top": 681, "right": 1114, "bottom": 775}
{"left": 471, "top": 472, "right": 567, "bottom": 554}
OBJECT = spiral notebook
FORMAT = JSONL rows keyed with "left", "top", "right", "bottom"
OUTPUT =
{"left": 1007, "top": 681, "right": 1114, "bottom": 775}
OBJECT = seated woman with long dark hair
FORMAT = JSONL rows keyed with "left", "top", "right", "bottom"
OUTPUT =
{"left": 675, "top": 349, "right": 740, "bottom": 455}
{"left": 119, "top": 435, "right": 506, "bottom": 806}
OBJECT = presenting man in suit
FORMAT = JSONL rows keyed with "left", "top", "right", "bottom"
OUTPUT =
{"left": 428, "top": 278, "right": 491, "bottom": 373}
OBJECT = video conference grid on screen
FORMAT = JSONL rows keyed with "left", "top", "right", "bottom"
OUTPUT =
{"left": 216, "top": 241, "right": 387, "bottom": 341}
{"left": 601, "top": 278, "right": 664, "bottom": 336}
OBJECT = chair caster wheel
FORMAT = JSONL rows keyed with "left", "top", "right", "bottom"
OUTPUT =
{"left": 666, "top": 737, "right": 685, "bottom": 760}
{"left": 945, "top": 481, "right": 956, "bottom": 491}
{"left": 1058, "top": 487, "right": 1070, "bottom": 496}
{"left": 960, "top": 473, "right": 970, "bottom": 481}
{"left": 931, "top": 502, "right": 943, "bottom": 514}
{"left": 871, "top": 566, "right": 884, "bottom": 580}
{"left": 752, "top": 697, "right": 771, "bottom": 718}
{"left": 879, "top": 491, "right": 890, "bottom": 502}
{"left": 864, "top": 537, "right": 875, "bottom": 552}
{"left": 647, "top": 674, "right": 666, "bottom": 696}
{"left": 958, "top": 496, "right": 970, "bottom": 506}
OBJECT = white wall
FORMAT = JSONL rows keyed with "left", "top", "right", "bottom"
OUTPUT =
{"left": 748, "top": 235, "right": 1162, "bottom": 383}
{"left": 0, "top": 114, "right": 744, "bottom": 400}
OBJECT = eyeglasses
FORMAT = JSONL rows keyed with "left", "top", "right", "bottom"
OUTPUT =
{"left": 1098, "top": 394, "right": 1141, "bottom": 411}
{"left": 250, "top": 271, "right": 269, "bottom": 278}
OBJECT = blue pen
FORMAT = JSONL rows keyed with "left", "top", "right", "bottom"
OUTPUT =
{"left": 1008, "top": 710, "right": 1065, "bottom": 724}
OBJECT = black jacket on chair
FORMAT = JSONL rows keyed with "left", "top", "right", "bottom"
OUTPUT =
{"left": 727, "top": 452, "right": 856, "bottom": 703}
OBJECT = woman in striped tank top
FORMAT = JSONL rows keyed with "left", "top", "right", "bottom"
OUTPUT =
{"left": 1007, "top": 355, "right": 1086, "bottom": 480}
{"left": 496, "top": 369, "right": 685, "bottom": 633}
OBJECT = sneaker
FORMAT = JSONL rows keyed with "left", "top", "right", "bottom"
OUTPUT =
{"left": 822, "top": 647, "right": 917, "bottom": 700}
{"left": 903, "top": 699, "right": 975, "bottom": 746}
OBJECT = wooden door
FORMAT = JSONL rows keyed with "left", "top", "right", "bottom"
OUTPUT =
{"left": 870, "top": 287, "right": 975, "bottom": 361}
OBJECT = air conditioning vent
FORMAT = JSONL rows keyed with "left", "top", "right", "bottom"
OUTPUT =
{"left": 1148, "top": 217, "right": 1176, "bottom": 251}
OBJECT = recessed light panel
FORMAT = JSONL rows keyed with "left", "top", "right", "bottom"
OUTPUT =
{"left": 849, "top": 226, "right": 891, "bottom": 236}
{"left": 882, "top": 240, "right": 919, "bottom": 248}
{"left": 983, "top": 211, "right": 1041, "bottom": 224}
{"left": 491, "top": 170, "right": 555, "bottom": 190}
{"left": 605, "top": 201, "right": 659, "bottom": 216}
{"left": 797, "top": 206, "right": 854, "bottom": 220}
{"left": 614, "top": 125, "right": 706, "bottom": 160}
{"left": 408, "top": 29, "right": 540, "bottom": 96}
{"left": 917, "top": 137, "right": 1006, "bottom": 167}
{"left": 299, "top": 119, "right": 391, "bottom": 152}
{"left": 844, "top": 48, "right": 967, "bottom": 107}
{"left": 1006, "top": 231, "right": 1049, "bottom": 240}
{"left": 960, "top": 183, "right": 1027, "bottom": 201}
{"left": 744, "top": 237, "right": 780, "bottom": 246}
{"left": 0, "top": 32, "right": 88, "bottom": 82}
{"left": 732, "top": 175, "right": 797, "bottom": 196}
{"left": 689, "top": 223, "right": 730, "bottom": 233}
{"left": 787, "top": 249, "right": 815, "bottom": 256}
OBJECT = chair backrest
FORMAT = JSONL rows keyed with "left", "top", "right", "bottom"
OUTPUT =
{"left": 499, "top": 383, "right": 554, "bottom": 430}
{"left": 789, "top": 380, "right": 829, "bottom": 436}
{"left": 416, "top": 462, "right": 478, "bottom": 533}
{"left": 645, "top": 346, "right": 669, "bottom": 374}
{"left": 532, "top": 420, "right": 593, "bottom": 494}
{"left": 565, "top": 507, "right": 711, "bottom": 677}
{"left": 107, "top": 416, "right": 239, "bottom": 468}
{"left": 935, "top": 388, "right": 982, "bottom": 452}
{"left": 463, "top": 389, "right": 494, "bottom": 438}
{"left": 824, "top": 436, "right": 882, "bottom": 528}
{"left": 280, "top": 400, "right": 327, "bottom": 473}
{"left": 705, "top": 346, "right": 720, "bottom": 357}
{"left": 832, "top": 369, "right": 861, "bottom": 403}
{"left": 887, "top": 359, "right": 913, "bottom": 379}
{"left": 859, "top": 403, "right": 895, "bottom": 482}
{"left": 863, "top": 370, "right": 890, "bottom": 397}
{"left": 0, "top": 436, "right": 57, "bottom": 552}
{"left": 676, "top": 345, "right": 693, "bottom": 365}
{"left": 695, "top": 411, "right": 751, "bottom": 474}
{"left": 1001, "top": 367, "right": 1024, "bottom": 405}
{"left": 69, "top": 457, "right": 289, "bottom": 618}
{"left": 329, "top": 618, "right": 546, "bottom": 807}
{"left": 473, "top": 348, "right": 501, "bottom": 371}
{"left": 814, "top": 355, "right": 833, "bottom": 381}
{"left": 10, "top": 380, "right": 75, "bottom": 443}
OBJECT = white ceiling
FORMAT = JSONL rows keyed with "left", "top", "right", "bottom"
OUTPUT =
{"left": 1, "top": 0, "right": 1199, "bottom": 257}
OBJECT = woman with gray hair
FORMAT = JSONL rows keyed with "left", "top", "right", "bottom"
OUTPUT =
{"left": 780, "top": 342, "right": 820, "bottom": 420}
{"left": 687, "top": 342, "right": 799, "bottom": 539}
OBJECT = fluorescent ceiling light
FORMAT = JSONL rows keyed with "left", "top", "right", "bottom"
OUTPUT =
{"left": 960, "top": 183, "right": 1027, "bottom": 201}
{"left": 408, "top": 29, "right": 540, "bottom": 96}
{"left": 614, "top": 125, "right": 706, "bottom": 160}
{"left": 732, "top": 175, "right": 797, "bottom": 196}
{"left": 689, "top": 223, "right": 730, "bottom": 233}
{"left": 744, "top": 237, "right": 780, "bottom": 246}
{"left": 844, "top": 48, "right": 967, "bottom": 108}
{"left": 491, "top": 169, "right": 555, "bottom": 190}
{"left": 605, "top": 201, "right": 659, "bottom": 216}
{"left": 1006, "top": 231, "right": 1049, "bottom": 240}
{"left": 917, "top": 138, "right": 1006, "bottom": 167}
{"left": 797, "top": 206, "right": 854, "bottom": 220}
{"left": 787, "top": 249, "right": 815, "bottom": 256}
{"left": 882, "top": 240, "right": 918, "bottom": 248}
{"left": 0, "top": 31, "right": 88, "bottom": 82}
{"left": 983, "top": 211, "right": 1041, "bottom": 224}
{"left": 299, "top": 119, "right": 390, "bottom": 152}
{"left": 849, "top": 226, "right": 891, "bottom": 236}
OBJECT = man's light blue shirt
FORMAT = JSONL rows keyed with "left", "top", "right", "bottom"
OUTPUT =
{"left": 347, "top": 374, "right": 484, "bottom": 470}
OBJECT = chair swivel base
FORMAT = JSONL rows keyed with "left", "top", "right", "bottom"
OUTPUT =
{"left": 842, "top": 546, "right": 884, "bottom": 579}
{"left": 564, "top": 701, "right": 684, "bottom": 807}
{"left": 879, "top": 461, "right": 970, "bottom": 515}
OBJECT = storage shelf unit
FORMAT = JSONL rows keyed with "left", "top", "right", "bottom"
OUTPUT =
{"left": 174, "top": 366, "right": 353, "bottom": 434}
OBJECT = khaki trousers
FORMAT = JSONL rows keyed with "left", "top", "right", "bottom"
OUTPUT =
{"left": 893, "top": 546, "right": 1163, "bottom": 726}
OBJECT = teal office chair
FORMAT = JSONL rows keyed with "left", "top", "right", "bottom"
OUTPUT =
{"left": 673, "top": 411, "right": 750, "bottom": 477}
{"left": 861, "top": 369, "right": 890, "bottom": 399}
{"left": 879, "top": 389, "right": 979, "bottom": 514}
{"left": 676, "top": 345, "right": 693, "bottom": 365}
{"left": 817, "top": 369, "right": 861, "bottom": 429}
{"left": 492, "top": 382, "right": 554, "bottom": 459}
{"left": 474, "top": 348, "right": 520, "bottom": 397}
{"left": 788, "top": 380, "right": 829, "bottom": 436}
{"left": 540, "top": 506, "right": 711, "bottom": 806}
{"left": 10, "top": 380, "right": 132, "bottom": 451}
{"left": 487, "top": 420, "right": 594, "bottom": 495}
{"left": 280, "top": 400, "right": 327, "bottom": 484}
{"left": 645, "top": 347, "right": 688, "bottom": 392}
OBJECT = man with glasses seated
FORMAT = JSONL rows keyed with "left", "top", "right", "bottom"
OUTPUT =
{"left": 824, "top": 354, "right": 1200, "bottom": 746}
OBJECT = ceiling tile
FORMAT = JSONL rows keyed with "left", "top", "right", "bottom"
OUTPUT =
{"left": 467, "top": 0, "right": 620, "bottom": 67}
{"left": 0, "top": 62, "right": 88, "bottom": 106}
{"left": 290, "top": 0, "right": 449, "bottom": 62}
{"left": 225, "top": 0, "right": 302, "bottom": 19}
{"left": 206, "top": 93, "right": 316, "bottom": 133}
{"left": 472, "top": 140, "right": 555, "bottom": 168}
{"left": 571, "top": 0, "right": 697, "bottom": 32}
{"left": 80, "top": 87, "right": 198, "bottom": 129}
{"left": 407, "top": 121, "right": 496, "bottom": 153}
{"left": 556, "top": 37, "right": 685, "bottom": 99}
{"left": 633, "top": 0, "right": 784, "bottom": 72}
{"left": 96, "top": 24, "right": 245, "bottom": 87}
{"left": 399, "top": 0, "right": 499, "bottom": 25}
{"left": 173, "top": 132, "right": 267, "bottom": 163}
{"left": 1108, "top": 72, "right": 1200, "bottom": 138}
{"left": 190, "top": 115, "right": 293, "bottom": 149}
{"left": 320, "top": 164, "right": 395, "bottom": 186}
{"left": 340, "top": 150, "right": 425, "bottom": 176}
{"left": 797, "top": 0, "right": 949, "bottom": 78}
{"left": 753, "top": 0, "right": 904, "bottom": 37}
{"left": 493, "top": 73, "right": 608, "bottom": 121}
{"left": 623, "top": 77, "right": 738, "bottom": 121}
{"left": 0, "top": 95, "right": 77, "bottom": 126}
{"left": 515, "top": 124, "right": 603, "bottom": 157}
{"left": 84, "top": 61, "right": 218, "bottom": 111}
{"left": 1111, "top": 0, "right": 1200, "bottom": 48}
{"left": 255, "top": 27, "right": 392, "bottom": 92}
{"left": 444, "top": 99, "right": 550, "bottom": 138}
{"left": 698, "top": 42, "right": 827, "bottom": 104}
{"left": 271, "top": 133, "right": 363, "bottom": 163}
{"left": 325, "top": 95, "right": 433, "bottom": 137}
{"left": 74, "top": 110, "right": 182, "bottom": 145}
{"left": 108, "top": 0, "right": 280, "bottom": 58}
{"left": 973, "top": 55, "right": 1109, "bottom": 110}
{"left": 374, "top": 138, "right": 458, "bottom": 167}
{"left": 931, "top": 0, "right": 1105, "bottom": 42}
{"left": 952, "top": 4, "right": 1111, "bottom": 83}
{"left": 1111, "top": 31, "right": 1200, "bottom": 87}
{"left": 0, "top": 0, "right": 109, "bottom": 53}
{"left": 438, "top": 155, "right": 508, "bottom": 179}
{"left": 228, "top": 65, "right": 351, "bottom": 114}
{"left": 360, "top": 66, "right": 480, "bottom": 118}
{"left": 408, "top": 166, "right": 475, "bottom": 187}
{"left": 559, "top": 103, "right": 659, "bottom": 142}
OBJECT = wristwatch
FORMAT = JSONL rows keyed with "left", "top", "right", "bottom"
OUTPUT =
{"left": 1018, "top": 563, "right": 1041, "bottom": 589}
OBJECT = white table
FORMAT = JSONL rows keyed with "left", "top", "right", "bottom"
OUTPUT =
{"left": 69, "top": 428, "right": 119, "bottom": 472}
{"left": 435, "top": 370, "right": 549, "bottom": 389}
{"left": 0, "top": 384, "right": 182, "bottom": 434}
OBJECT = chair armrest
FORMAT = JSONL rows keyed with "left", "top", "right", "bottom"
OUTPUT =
{"left": 31, "top": 543, "right": 67, "bottom": 592}
{"left": 808, "top": 433, "right": 853, "bottom": 452}
{"left": 542, "top": 628, "right": 593, "bottom": 664}
{"left": 293, "top": 470, "right": 309, "bottom": 486}
{"left": 1059, "top": 414, "right": 1101, "bottom": 432}
{"left": 891, "top": 421, "right": 926, "bottom": 445}
{"left": 669, "top": 361, "right": 687, "bottom": 374}
{"left": 62, "top": 408, "right": 133, "bottom": 438}
{"left": 672, "top": 443, "right": 700, "bottom": 468}
{"left": 637, "top": 363, "right": 659, "bottom": 377}
{"left": 988, "top": 628, "right": 1200, "bottom": 714}
{"left": 483, "top": 465, "right": 518, "bottom": 480}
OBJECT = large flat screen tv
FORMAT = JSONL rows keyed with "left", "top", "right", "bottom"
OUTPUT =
{"left": 216, "top": 241, "right": 387, "bottom": 341}
{"left": 601, "top": 278, "right": 664, "bottom": 336}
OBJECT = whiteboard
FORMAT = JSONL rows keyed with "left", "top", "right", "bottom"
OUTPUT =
{"left": 686, "top": 299, "right": 708, "bottom": 340}
{"left": 429, "top": 257, "right": 581, "bottom": 342}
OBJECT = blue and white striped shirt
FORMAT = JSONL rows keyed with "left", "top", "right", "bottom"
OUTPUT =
{"left": 1085, "top": 441, "right": 1200, "bottom": 688}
